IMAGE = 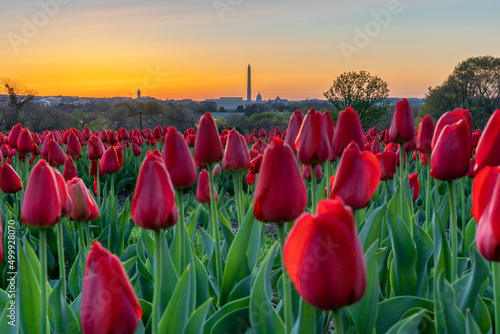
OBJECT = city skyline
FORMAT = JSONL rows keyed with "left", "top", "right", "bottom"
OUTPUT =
{"left": 1, "top": 0, "right": 500, "bottom": 101}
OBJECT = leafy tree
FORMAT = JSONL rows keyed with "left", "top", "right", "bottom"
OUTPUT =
{"left": 1, "top": 78, "right": 37, "bottom": 111}
{"left": 324, "top": 71, "right": 390, "bottom": 128}
{"left": 418, "top": 56, "right": 500, "bottom": 129}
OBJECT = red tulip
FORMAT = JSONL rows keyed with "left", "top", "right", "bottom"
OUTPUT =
{"left": 17, "top": 127, "right": 33, "bottom": 154}
{"left": 8, "top": 124, "right": 22, "bottom": 148}
{"left": 88, "top": 134, "right": 105, "bottom": 160}
{"left": 295, "top": 108, "right": 330, "bottom": 165}
{"left": 331, "top": 107, "right": 365, "bottom": 158}
{"left": 53, "top": 169, "right": 73, "bottom": 217}
{"left": 388, "top": 98, "right": 415, "bottom": 143}
{"left": 131, "top": 152, "right": 177, "bottom": 230}
{"left": 302, "top": 164, "right": 322, "bottom": 180}
{"left": 376, "top": 150, "right": 397, "bottom": 181}
{"left": 132, "top": 143, "right": 142, "bottom": 156}
{"left": 194, "top": 113, "right": 223, "bottom": 164}
{"left": 100, "top": 146, "right": 123, "bottom": 174}
{"left": 222, "top": 129, "right": 251, "bottom": 172}
{"left": 80, "top": 241, "right": 142, "bottom": 334}
{"left": 196, "top": 169, "right": 218, "bottom": 203}
{"left": 245, "top": 171, "right": 256, "bottom": 185}
{"left": 63, "top": 155, "right": 79, "bottom": 181}
{"left": 471, "top": 167, "right": 500, "bottom": 261}
{"left": 284, "top": 198, "right": 366, "bottom": 310}
{"left": 408, "top": 173, "right": 420, "bottom": 201}
{"left": 416, "top": 115, "right": 435, "bottom": 155}
{"left": 66, "top": 132, "right": 82, "bottom": 159}
{"left": 0, "top": 163, "right": 22, "bottom": 193}
{"left": 467, "top": 158, "right": 475, "bottom": 178}
{"left": 472, "top": 130, "right": 481, "bottom": 149}
{"left": 89, "top": 159, "right": 104, "bottom": 178}
{"left": 21, "top": 160, "right": 64, "bottom": 228}
{"left": 330, "top": 141, "right": 381, "bottom": 210}
{"left": 284, "top": 110, "right": 304, "bottom": 152}
{"left": 213, "top": 164, "right": 221, "bottom": 177}
{"left": 162, "top": 126, "right": 197, "bottom": 189}
{"left": 48, "top": 139, "right": 67, "bottom": 167}
{"left": 430, "top": 119, "right": 471, "bottom": 181}
{"left": 254, "top": 139, "right": 307, "bottom": 223}
{"left": 431, "top": 110, "right": 470, "bottom": 149}
{"left": 371, "top": 140, "right": 381, "bottom": 154}
{"left": 474, "top": 110, "right": 500, "bottom": 175}
{"left": 67, "top": 178, "right": 99, "bottom": 222}
{"left": 249, "top": 154, "right": 263, "bottom": 174}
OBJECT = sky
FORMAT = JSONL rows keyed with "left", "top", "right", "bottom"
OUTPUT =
{"left": 1, "top": 0, "right": 499, "bottom": 101}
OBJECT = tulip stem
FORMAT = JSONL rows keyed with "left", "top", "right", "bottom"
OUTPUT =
{"left": 86, "top": 223, "right": 91, "bottom": 249}
{"left": 493, "top": 262, "right": 500, "bottom": 334}
{"left": 277, "top": 223, "right": 293, "bottom": 333}
{"left": 78, "top": 222, "right": 85, "bottom": 252}
{"left": 399, "top": 145, "right": 404, "bottom": 218}
{"left": 460, "top": 178, "right": 466, "bottom": 232}
{"left": 448, "top": 180, "right": 458, "bottom": 281}
{"left": 332, "top": 309, "right": 344, "bottom": 334}
{"left": 208, "top": 164, "right": 223, "bottom": 291}
{"left": 152, "top": 229, "right": 162, "bottom": 334}
{"left": 311, "top": 165, "right": 318, "bottom": 213}
{"left": 238, "top": 171, "right": 245, "bottom": 220}
{"left": 326, "top": 160, "right": 331, "bottom": 199}
{"left": 39, "top": 228, "right": 48, "bottom": 334}
{"left": 233, "top": 172, "right": 244, "bottom": 225}
{"left": 175, "top": 189, "right": 186, "bottom": 271}
{"left": 426, "top": 156, "right": 432, "bottom": 230}
{"left": 56, "top": 221, "right": 66, "bottom": 297}
{"left": 96, "top": 164, "right": 100, "bottom": 207}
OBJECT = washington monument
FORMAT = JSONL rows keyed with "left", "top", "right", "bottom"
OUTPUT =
{"left": 247, "top": 64, "right": 251, "bottom": 102}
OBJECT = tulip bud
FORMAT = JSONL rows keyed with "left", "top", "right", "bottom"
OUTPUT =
{"left": 67, "top": 178, "right": 99, "bottom": 222}
{"left": 474, "top": 110, "right": 500, "bottom": 175}
{"left": 162, "top": 127, "right": 197, "bottom": 189}
{"left": 376, "top": 150, "right": 397, "bottom": 181}
{"left": 100, "top": 146, "right": 123, "bottom": 174}
{"left": 408, "top": 173, "right": 420, "bottom": 201}
{"left": 17, "top": 127, "right": 33, "bottom": 154}
{"left": 416, "top": 115, "right": 435, "bottom": 155}
{"left": 388, "top": 99, "right": 416, "bottom": 143}
{"left": 21, "top": 160, "right": 64, "bottom": 228}
{"left": 295, "top": 108, "right": 330, "bottom": 165}
{"left": 0, "top": 163, "right": 22, "bottom": 193}
{"left": 63, "top": 155, "right": 79, "bottom": 181}
{"left": 330, "top": 141, "right": 381, "bottom": 210}
{"left": 88, "top": 135, "right": 105, "bottom": 160}
{"left": 81, "top": 242, "right": 142, "bottom": 334}
{"left": 245, "top": 171, "right": 256, "bottom": 185}
{"left": 48, "top": 139, "right": 67, "bottom": 167}
{"left": 472, "top": 167, "right": 500, "bottom": 261}
{"left": 131, "top": 152, "right": 177, "bottom": 230}
{"left": 222, "top": 129, "right": 251, "bottom": 172}
{"left": 430, "top": 119, "right": 471, "bottom": 181}
{"left": 331, "top": 107, "right": 365, "bottom": 158}
{"left": 284, "top": 198, "right": 366, "bottom": 310}
{"left": 66, "top": 132, "right": 82, "bottom": 159}
{"left": 8, "top": 124, "right": 22, "bottom": 148}
{"left": 196, "top": 169, "right": 218, "bottom": 203}
{"left": 284, "top": 110, "right": 304, "bottom": 152}
{"left": 194, "top": 113, "right": 223, "bottom": 164}
{"left": 254, "top": 139, "right": 307, "bottom": 223}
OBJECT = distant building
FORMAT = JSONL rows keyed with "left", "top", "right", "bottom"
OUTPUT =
{"left": 256, "top": 92, "right": 262, "bottom": 103}
{"left": 137, "top": 89, "right": 141, "bottom": 99}
{"left": 213, "top": 97, "right": 247, "bottom": 111}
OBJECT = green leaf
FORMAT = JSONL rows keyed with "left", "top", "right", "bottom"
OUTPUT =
{"left": 18, "top": 240, "right": 42, "bottom": 334}
{"left": 435, "top": 272, "right": 465, "bottom": 333}
{"left": 359, "top": 205, "right": 386, "bottom": 251}
{"left": 249, "top": 244, "right": 285, "bottom": 334}
{"left": 386, "top": 309, "right": 425, "bottom": 334}
{"left": 158, "top": 266, "right": 191, "bottom": 334}
{"left": 210, "top": 307, "right": 251, "bottom": 334}
{"left": 220, "top": 205, "right": 256, "bottom": 305}
{"left": 414, "top": 225, "right": 433, "bottom": 298}
{"left": 465, "top": 309, "right": 482, "bottom": 334}
{"left": 376, "top": 296, "right": 434, "bottom": 333}
{"left": 386, "top": 196, "right": 417, "bottom": 296}
{"left": 462, "top": 218, "right": 476, "bottom": 257}
{"left": 349, "top": 241, "right": 379, "bottom": 334}
{"left": 183, "top": 298, "right": 213, "bottom": 334}
{"left": 0, "top": 295, "right": 17, "bottom": 334}
{"left": 204, "top": 297, "right": 250, "bottom": 334}
{"left": 48, "top": 280, "right": 80, "bottom": 333}
{"left": 433, "top": 210, "right": 453, "bottom": 283}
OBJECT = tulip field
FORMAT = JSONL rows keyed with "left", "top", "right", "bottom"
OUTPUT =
{"left": 1, "top": 99, "right": 500, "bottom": 333}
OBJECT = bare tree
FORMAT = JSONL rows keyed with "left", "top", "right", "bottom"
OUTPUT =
{"left": 1, "top": 78, "right": 38, "bottom": 111}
